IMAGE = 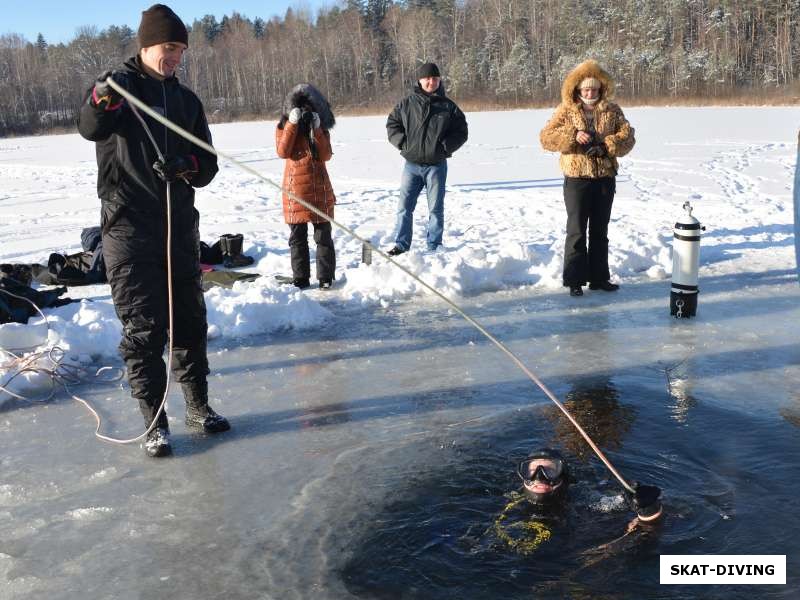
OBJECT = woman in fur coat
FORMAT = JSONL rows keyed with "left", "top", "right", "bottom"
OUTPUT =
{"left": 540, "top": 60, "right": 635, "bottom": 297}
{"left": 276, "top": 84, "right": 336, "bottom": 289}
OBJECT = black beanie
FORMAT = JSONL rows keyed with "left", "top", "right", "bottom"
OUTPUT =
{"left": 138, "top": 4, "right": 188, "bottom": 48}
{"left": 417, "top": 62, "right": 441, "bottom": 79}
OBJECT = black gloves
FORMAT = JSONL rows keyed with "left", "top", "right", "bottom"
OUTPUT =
{"left": 93, "top": 70, "right": 126, "bottom": 107}
{"left": 300, "top": 110, "right": 314, "bottom": 128}
{"left": 585, "top": 142, "right": 608, "bottom": 158}
{"left": 152, "top": 155, "right": 197, "bottom": 182}
{"left": 625, "top": 482, "right": 662, "bottom": 519}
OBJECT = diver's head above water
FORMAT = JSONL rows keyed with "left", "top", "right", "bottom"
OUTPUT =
{"left": 517, "top": 448, "right": 568, "bottom": 505}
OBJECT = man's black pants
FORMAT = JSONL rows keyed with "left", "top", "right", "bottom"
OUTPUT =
{"left": 104, "top": 206, "right": 209, "bottom": 428}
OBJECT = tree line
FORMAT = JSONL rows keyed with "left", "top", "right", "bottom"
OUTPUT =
{"left": 1, "top": 0, "right": 798, "bottom": 136}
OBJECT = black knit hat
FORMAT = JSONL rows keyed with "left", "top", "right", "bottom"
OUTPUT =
{"left": 417, "top": 62, "right": 441, "bottom": 79}
{"left": 138, "top": 4, "right": 188, "bottom": 48}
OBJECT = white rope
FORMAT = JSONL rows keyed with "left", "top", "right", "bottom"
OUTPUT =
{"left": 0, "top": 99, "right": 174, "bottom": 447}
{"left": 0, "top": 288, "right": 124, "bottom": 413}
{"left": 106, "top": 79, "right": 636, "bottom": 492}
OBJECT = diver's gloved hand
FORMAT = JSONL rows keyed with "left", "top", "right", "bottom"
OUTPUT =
{"left": 625, "top": 482, "right": 662, "bottom": 520}
{"left": 152, "top": 155, "right": 197, "bottom": 182}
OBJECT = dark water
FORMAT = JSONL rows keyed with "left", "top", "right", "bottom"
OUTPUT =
{"left": 339, "top": 373, "right": 799, "bottom": 600}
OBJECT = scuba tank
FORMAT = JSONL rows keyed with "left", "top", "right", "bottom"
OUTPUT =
{"left": 670, "top": 201, "right": 703, "bottom": 318}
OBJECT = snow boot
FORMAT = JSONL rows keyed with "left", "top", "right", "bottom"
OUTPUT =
{"left": 589, "top": 281, "right": 619, "bottom": 291}
{"left": 293, "top": 277, "right": 310, "bottom": 289}
{"left": 143, "top": 427, "right": 172, "bottom": 458}
{"left": 220, "top": 233, "right": 254, "bottom": 268}
{"left": 185, "top": 404, "right": 231, "bottom": 434}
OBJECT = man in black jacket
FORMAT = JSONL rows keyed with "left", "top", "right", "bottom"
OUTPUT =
{"left": 386, "top": 62, "right": 468, "bottom": 254}
{"left": 78, "top": 4, "right": 229, "bottom": 457}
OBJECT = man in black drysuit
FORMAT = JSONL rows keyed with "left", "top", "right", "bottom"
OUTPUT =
{"left": 78, "top": 3, "right": 229, "bottom": 457}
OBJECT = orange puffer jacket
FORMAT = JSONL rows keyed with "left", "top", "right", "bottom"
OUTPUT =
{"left": 275, "top": 121, "right": 335, "bottom": 224}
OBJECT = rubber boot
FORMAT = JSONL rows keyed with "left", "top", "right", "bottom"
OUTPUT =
{"left": 221, "top": 233, "right": 254, "bottom": 268}
{"left": 218, "top": 234, "right": 231, "bottom": 263}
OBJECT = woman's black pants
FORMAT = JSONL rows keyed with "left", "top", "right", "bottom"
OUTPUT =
{"left": 289, "top": 222, "right": 335, "bottom": 282}
{"left": 562, "top": 176, "right": 616, "bottom": 287}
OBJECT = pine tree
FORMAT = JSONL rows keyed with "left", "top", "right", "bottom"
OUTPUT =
{"left": 253, "top": 18, "right": 265, "bottom": 39}
{"left": 35, "top": 33, "right": 47, "bottom": 55}
{"left": 498, "top": 36, "right": 537, "bottom": 100}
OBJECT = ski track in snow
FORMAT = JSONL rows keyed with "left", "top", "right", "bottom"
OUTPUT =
{"left": 0, "top": 107, "right": 795, "bottom": 375}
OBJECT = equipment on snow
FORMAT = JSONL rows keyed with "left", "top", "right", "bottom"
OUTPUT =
{"left": 670, "top": 201, "right": 703, "bottom": 318}
{"left": 219, "top": 233, "right": 254, "bottom": 268}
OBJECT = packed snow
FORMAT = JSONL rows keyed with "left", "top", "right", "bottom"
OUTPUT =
{"left": 0, "top": 107, "right": 796, "bottom": 383}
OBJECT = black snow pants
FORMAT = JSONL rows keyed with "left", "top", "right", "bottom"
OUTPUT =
{"left": 103, "top": 202, "right": 209, "bottom": 428}
{"left": 289, "top": 222, "right": 336, "bottom": 282}
{"left": 562, "top": 176, "right": 616, "bottom": 287}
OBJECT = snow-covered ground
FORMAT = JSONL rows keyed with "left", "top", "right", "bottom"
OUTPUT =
{"left": 0, "top": 107, "right": 796, "bottom": 370}
{"left": 2, "top": 107, "right": 799, "bottom": 599}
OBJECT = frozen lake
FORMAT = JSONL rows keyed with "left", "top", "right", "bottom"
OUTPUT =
{"left": 1, "top": 106, "right": 799, "bottom": 598}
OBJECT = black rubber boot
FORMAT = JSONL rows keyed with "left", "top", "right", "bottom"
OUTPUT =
{"left": 221, "top": 233, "right": 254, "bottom": 268}
{"left": 143, "top": 427, "right": 172, "bottom": 457}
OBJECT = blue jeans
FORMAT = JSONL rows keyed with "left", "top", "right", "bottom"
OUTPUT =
{"left": 392, "top": 160, "right": 448, "bottom": 250}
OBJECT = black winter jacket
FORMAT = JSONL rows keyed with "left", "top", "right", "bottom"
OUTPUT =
{"left": 78, "top": 56, "right": 217, "bottom": 241}
{"left": 386, "top": 83, "right": 468, "bottom": 166}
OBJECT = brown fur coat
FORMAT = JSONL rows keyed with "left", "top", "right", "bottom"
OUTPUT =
{"left": 540, "top": 60, "right": 635, "bottom": 178}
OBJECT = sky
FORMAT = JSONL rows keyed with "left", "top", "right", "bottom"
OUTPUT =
{"left": 4, "top": 0, "right": 334, "bottom": 44}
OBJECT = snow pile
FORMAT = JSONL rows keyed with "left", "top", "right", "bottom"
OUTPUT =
{"left": 205, "top": 278, "right": 332, "bottom": 339}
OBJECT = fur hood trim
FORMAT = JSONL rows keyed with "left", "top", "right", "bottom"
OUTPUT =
{"left": 281, "top": 83, "right": 335, "bottom": 130}
{"left": 561, "top": 60, "right": 614, "bottom": 106}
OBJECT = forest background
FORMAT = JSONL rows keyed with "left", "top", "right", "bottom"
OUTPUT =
{"left": 1, "top": 0, "right": 797, "bottom": 136}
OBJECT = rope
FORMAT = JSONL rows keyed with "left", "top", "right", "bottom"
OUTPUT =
{"left": 0, "top": 99, "right": 174, "bottom": 447}
{"left": 106, "top": 78, "right": 636, "bottom": 492}
{"left": 0, "top": 288, "right": 124, "bottom": 408}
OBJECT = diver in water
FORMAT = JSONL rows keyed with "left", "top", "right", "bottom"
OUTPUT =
{"left": 492, "top": 448, "right": 662, "bottom": 555}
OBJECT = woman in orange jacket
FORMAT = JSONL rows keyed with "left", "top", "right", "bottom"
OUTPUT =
{"left": 276, "top": 84, "right": 336, "bottom": 289}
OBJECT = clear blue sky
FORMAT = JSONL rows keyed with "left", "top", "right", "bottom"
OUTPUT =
{"left": 6, "top": 1, "right": 334, "bottom": 44}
